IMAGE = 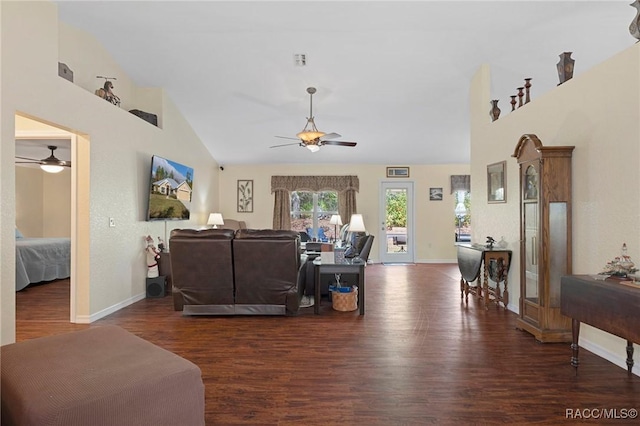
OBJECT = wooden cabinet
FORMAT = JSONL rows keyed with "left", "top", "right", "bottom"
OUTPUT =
{"left": 512, "top": 134, "right": 574, "bottom": 342}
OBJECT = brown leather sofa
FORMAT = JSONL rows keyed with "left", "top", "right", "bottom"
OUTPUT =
{"left": 169, "top": 228, "right": 302, "bottom": 315}
{"left": 169, "top": 229, "right": 235, "bottom": 314}
{"left": 233, "top": 229, "right": 302, "bottom": 314}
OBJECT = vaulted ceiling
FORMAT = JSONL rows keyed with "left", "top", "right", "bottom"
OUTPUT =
{"left": 52, "top": 1, "right": 634, "bottom": 166}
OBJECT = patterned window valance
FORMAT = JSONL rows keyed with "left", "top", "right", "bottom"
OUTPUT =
{"left": 271, "top": 175, "right": 359, "bottom": 193}
{"left": 450, "top": 175, "right": 470, "bottom": 193}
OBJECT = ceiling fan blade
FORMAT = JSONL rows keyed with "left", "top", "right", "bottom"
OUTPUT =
{"left": 274, "top": 135, "right": 301, "bottom": 141}
{"left": 15, "top": 156, "right": 39, "bottom": 161}
{"left": 269, "top": 142, "right": 302, "bottom": 148}
{"left": 15, "top": 161, "right": 38, "bottom": 164}
{"left": 322, "top": 140, "right": 357, "bottom": 147}
{"left": 320, "top": 132, "right": 341, "bottom": 140}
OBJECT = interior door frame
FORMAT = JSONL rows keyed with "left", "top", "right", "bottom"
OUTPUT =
{"left": 379, "top": 180, "right": 415, "bottom": 263}
{"left": 15, "top": 125, "right": 87, "bottom": 324}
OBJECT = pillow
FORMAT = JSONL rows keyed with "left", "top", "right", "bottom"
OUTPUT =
{"left": 15, "top": 228, "right": 24, "bottom": 238}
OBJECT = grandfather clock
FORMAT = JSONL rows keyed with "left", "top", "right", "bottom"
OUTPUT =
{"left": 513, "top": 134, "right": 574, "bottom": 343}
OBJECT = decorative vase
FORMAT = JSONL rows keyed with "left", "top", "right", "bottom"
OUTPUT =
{"left": 490, "top": 100, "right": 500, "bottom": 122}
{"left": 557, "top": 52, "right": 575, "bottom": 85}
{"left": 524, "top": 78, "right": 532, "bottom": 104}
{"left": 516, "top": 87, "right": 524, "bottom": 108}
{"left": 630, "top": 1, "right": 640, "bottom": 41}
{"left": 510, "top": 95, "right": 517, "bottom": 111}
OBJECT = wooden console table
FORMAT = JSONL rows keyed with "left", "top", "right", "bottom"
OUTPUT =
{"left": 560, "top": 275, "right": 640, "bottom": 376}
{"left": 456, "top": 243, "right": 512, "bottom": 309}
{"left": 313, "top": 258, "right": 365, "bottom": 315}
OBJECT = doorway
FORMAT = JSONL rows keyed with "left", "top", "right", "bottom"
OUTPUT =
{"left": 15, "top": 114, "right": 89, "bottom": 324}
{"left": 379, "top": 181, "right": 414, "bottom": 263}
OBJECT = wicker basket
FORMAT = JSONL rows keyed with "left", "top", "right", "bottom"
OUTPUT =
{"left": 331, "top": 287, "right": 358, "bottom": 312}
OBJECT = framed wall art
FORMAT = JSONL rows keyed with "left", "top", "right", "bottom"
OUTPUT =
{"left": 429, "top": 187, "right": 443, "bottom": 201}
{"left": 386, "top": 166, "right": 410, "bottom": 178}
{"left": 487, "top": 161, "right": 506, "bottom": 203}
{"left": 237, "top": 179, "right": 253, "bottom": 213}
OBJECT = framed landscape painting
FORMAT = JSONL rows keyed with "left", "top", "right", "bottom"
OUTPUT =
{"left": 429, "top": 187, "right": 443, "bottom": 201}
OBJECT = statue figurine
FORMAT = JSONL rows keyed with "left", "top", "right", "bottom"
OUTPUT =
{"left": 145, "top": 235, "right": 160, "bottom": 278}
{"left": 157, "top": 236, "right": 166, "bottom": 253}
{"left": 486, "top": 236, "right": 496, "bottom": 249}
{"left": 95, "top": 78, "right": 121, "bottom": 106}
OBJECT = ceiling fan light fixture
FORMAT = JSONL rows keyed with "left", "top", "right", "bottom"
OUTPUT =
{"left": 40, "top": 146, "right": 66, "bottom": 173}
{"left": 306, "top": 144, "right": 320, "bottom": 153}
{"left": 296, "top": 116, "right": 325, "bottom": 142}
{"left": 297, "top": 130, "right": 325, "bottom": 142}
{"left": 40, "top": 164, "right": 64, "bottom": 173}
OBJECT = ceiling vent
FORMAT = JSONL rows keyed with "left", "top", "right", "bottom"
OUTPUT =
{"left": 294, "top": 54, "right": 306, "bottom": 66}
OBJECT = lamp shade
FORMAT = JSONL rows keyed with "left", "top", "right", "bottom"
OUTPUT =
{"left": 329, "top": 214, "right": 343, "bottom": 226}
{"left": 207, "top": 213, "right": 224, "bottom": 228}
{"left": 348, "top": 214, "right": 366, "bottom": 232}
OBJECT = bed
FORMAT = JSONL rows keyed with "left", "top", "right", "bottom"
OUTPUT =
{"left": 16, "top": 236, "right": 71, "bottom": 291}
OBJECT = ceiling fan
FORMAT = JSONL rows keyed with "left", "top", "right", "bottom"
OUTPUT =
{"left": 15, "top": 145, "right": 71, "bottom": 173}
{"left": 270, "top": 87, "right": 357, "bottom": 152}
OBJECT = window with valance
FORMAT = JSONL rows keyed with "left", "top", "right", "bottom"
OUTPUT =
{"left": 271, "top": 175, "right": 359, "bottom": 231}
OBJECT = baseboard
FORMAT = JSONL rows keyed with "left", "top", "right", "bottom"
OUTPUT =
{"left": 579, "top": 337, "right": 640, "bottom": 377}
{"left": 74, "top": 292, "right": 146, "bottom": 324}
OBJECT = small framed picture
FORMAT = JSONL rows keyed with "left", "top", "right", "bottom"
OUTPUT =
{"left": 386, "top": 166, "right": 410, "bottom": 178}
{"left": 487, "top": 161, "right": 506, "bottom": 203}
{"left": 429, "top": 187, "right": 443, "bottom": 201}
{"left": 237, "top": 179, "right": 253, "bottom": 213}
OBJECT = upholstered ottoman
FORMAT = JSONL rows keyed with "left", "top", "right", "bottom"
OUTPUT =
{"left": 1, "top": 326, "right": 204, "bottom": 426}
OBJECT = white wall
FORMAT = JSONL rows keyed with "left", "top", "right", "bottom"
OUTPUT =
{"left": 1, "top": 1, "right": 220, "bottom": 343}
{"left": 218, "top": 163, "right": 470, "bottom": 263}
{"left": 469, "top": 44, "right": 640, "bottom": 374}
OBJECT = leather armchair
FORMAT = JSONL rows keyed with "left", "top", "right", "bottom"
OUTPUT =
{"left": 169, "top": 229, "right": 235, "bottom": 313}
{"left": 232, "top": 229, "right": 303, "bottom": 314}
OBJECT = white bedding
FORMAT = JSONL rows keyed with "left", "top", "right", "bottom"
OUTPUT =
{"left": 16, "top": 238, "right": 71, "bottom": 291}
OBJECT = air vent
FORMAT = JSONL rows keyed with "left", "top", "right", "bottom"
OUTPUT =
{"left": 294, "top": 54, "right": 307, "bottom": 66}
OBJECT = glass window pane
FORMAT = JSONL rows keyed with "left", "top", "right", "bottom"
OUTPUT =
{"left": 290, "top": 190, "right": 338, "bottom": 241}
{"left": 454, "top": 190, "right": 471, "bottom": 242}
{"left": 385, "top": 188, "right": 408, "bottom": 254}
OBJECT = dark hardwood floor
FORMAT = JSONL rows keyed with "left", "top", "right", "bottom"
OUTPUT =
{"left": 16, "top": 264, "right": 639, "bottom": 425}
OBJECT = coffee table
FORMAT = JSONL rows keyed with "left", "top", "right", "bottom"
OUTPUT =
{"left": 313, "top": 258, "right": 365, "bottom": 315}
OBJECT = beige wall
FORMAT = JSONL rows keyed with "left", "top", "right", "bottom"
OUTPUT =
{"left": 469, "top": 44, "right": 640, "bottom": 374}
{"left": 15, "top": 167, "right": 44, "bottom": 237}
{"left": 218, "top": 163, "right": 470, "bottom": 263}
{"left": 15, "top": 165, "right": 71, "bottom": 238}
{"left": 1, "top": 1, "right": 220, "bottom": 343}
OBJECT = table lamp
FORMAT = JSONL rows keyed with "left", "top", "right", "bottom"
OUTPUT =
{"left": 348, "top": 214, "right": 366, "bottom": 233}
{"left": 348, "top": 214, "right": 366, "bottom": 263}
{"left": 330, "top": 214, "right": 343, "bottom": 242}
{"left": 207, "top": 213, "right": 224, "bottom": 229}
